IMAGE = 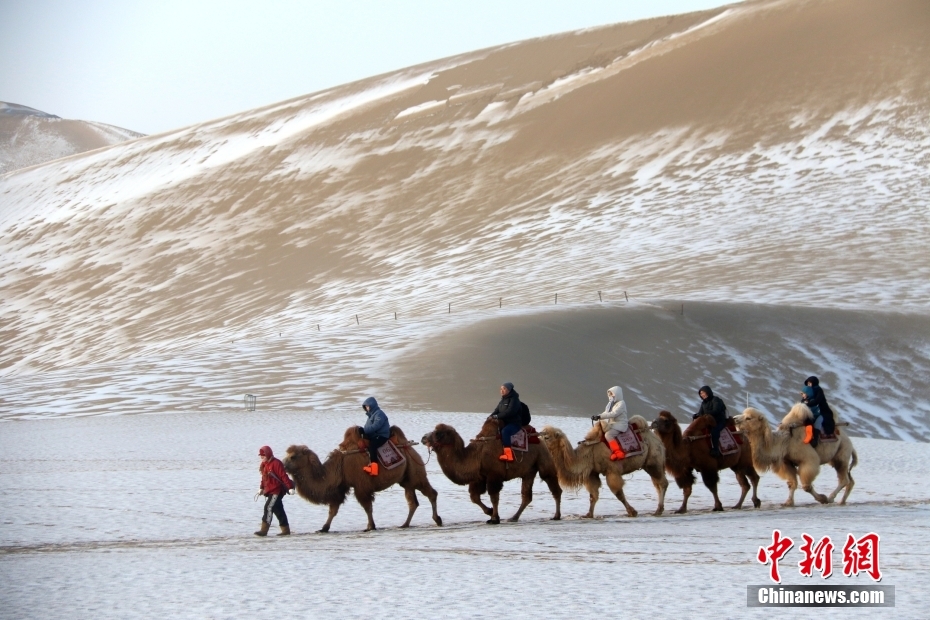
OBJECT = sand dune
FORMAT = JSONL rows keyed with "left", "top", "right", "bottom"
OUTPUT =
{"left": 0, "top": 0, "right": 928, "bottom": 436}
{"left": 0, "top": 102, "right": 143, "bottom": 174}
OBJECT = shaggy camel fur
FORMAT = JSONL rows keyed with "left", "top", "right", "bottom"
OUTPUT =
{"left": 421, "top": 418, "right": 562, "bottom": 524}
{"left": 283, "top": 425, "right": 441, "bottom": 532}
{"left": 735, "top": 406, "right": 857, "bottom": 506}
{"left": 540, "top": 416, "right": 667, "bottom": 518}
{"left": 650, "top": 411, "right": 761, "bottom": 513}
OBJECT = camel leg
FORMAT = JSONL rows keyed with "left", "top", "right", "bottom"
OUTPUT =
{"left": 582, "top": 474, "right": 601, "bottom": 518}
{"left": 468, "top": 481, "right": 493, "bottom": 517}
{"left": 675, "top": 479, "right": 692, "bottom": 514}
{"left": 537, "top": 459, "right": 563, "bottom": 521}
{"left": 798, "top": 460, "right": 828, "bottom": 504}
{"left": 778, "top": 462, "right": 798, "bottom": 507}
{"left": 747, "top": 469, "right": 762, "bottom": 508}
{"left": 318, "top": 502, "right": 342, "bottom": 533}
{"left": 699, "top": 469, "right": 724, "bottom": 511}
{"left": 486, "top": 479, "right": 504, "bottom": 524}
{"left": 399, "top": 484, "right": 419, "bottom": 528}
{"left": 732, "top": 470, "right": 750, "bottom": 509}
{"left": 643, "top": 461, "right": 667, "bottom": 516}
{"left": 605, "top": 470, "right": 638, "bottom": 517}
{"left": 826, "top": 458, "right": 851, "bottom": 504}
{"left": 507, "top": 475, "right": 534, "bottom": 522}
{"left": 355, "top": 493, "right": 377, "bottom": 531}
{"left": 417, "top": 480, "right": 442, "bottom": 526}
{"left": 838, "top": 469, "right": 855, "bottom": 505}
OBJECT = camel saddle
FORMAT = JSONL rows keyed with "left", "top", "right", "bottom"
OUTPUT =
{"left": 356, "top": 435, "right": 407, "bottom": 470}
{"left": 599, "top": 426, "right": 645, "bottom": 458}
{"left": 510, "top": 425, "right": 541, "bottom": 453}
{"left": 818, "top": 429, "right": 839, "bottom": 443}
{"left": 713, "top": 427, "right": 740, "bottom": 455}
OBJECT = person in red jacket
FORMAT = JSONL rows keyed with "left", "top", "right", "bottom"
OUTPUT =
{"left": 255, "top": 445, "right": 294, "bottom": 536}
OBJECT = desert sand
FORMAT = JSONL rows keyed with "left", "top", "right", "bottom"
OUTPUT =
{"left": 0, "top": 0, "right": 928, "bottom": 439}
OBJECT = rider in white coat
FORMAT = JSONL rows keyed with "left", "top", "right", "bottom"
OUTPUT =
{"left": 592, "top": 386, "right": 629, "bottom": 461}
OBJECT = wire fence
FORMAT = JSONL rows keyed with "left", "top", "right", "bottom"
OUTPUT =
{"left": 213, "top": 289, "right": 692, "bottom": 345}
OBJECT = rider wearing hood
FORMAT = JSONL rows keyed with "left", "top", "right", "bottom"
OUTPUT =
{"left": 491, "top": 382, "right": 522, "bottom": 462}
{"left": 803, "top": 376, "right": 836, "bottom": 438}
{"left": 694, "top": 385, "right": 728, "bottom": 457}
{"left": 360, "top": 396, "right": 391, "bottom": 476}
{"left": 592, "top": 386, "right": 629, "bottom": 461}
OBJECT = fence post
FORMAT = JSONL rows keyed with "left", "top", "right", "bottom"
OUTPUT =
{"left": 598, "top": 291, "right": 602, "bottom": 302}
{"left": 499, "top": 297, "right": 502, "bottom": 308}
{"left": 394, "top": 312, "right": 397, "bottom": 320}
{"left": 555, "top": 293, "right": 558, "bottom": 304}
{"left": 448, "top": 303, "right": 451, "bottom": 314}
{"left": 624, "top": 291, "right": 628, "bottom": 302}
{"left": 356, "top": 314, "right": 359, "bottom": 325}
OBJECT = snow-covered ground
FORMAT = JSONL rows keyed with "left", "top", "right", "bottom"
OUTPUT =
{"left": 1, "top": 409, "right": 927, "bottom": 618}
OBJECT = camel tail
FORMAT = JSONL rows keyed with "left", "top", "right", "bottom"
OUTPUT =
{"left": 849, "top": 446, "right": 858, "bottom": 472}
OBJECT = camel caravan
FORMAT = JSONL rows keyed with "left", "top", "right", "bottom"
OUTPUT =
{"left": 254, "top": 378, "right": 858, "bottom": 535}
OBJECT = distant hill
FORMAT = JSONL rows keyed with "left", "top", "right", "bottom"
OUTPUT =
{"left": 0, "top": 0, "right": 928, "bottom": 435}
{"left": 0, "top": 102, "right": 144, "bottom": 174}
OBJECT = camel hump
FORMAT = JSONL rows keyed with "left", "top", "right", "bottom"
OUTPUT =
{"left": 779, "top": 402, "right": 814, "bottom": 430}
{"left": 389, "top": 425, "right": 408, "bottom": 443}
{"left": 628, "top": 415, "right": 648, "bottom": 432}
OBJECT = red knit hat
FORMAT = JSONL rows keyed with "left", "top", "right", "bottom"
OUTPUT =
{"left": 259, "top": 445, "right": 273, "bottom": 458}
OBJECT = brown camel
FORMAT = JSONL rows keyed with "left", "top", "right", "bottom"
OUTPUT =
{"left": 650, "top": 410, "right": 761, "bottom": 513}
{"left": 283, "top": 425, "right": 442, "bottom": 532}
{"left": 735, "top": 406, "right": 857, "bottom": 506}
{"left": 421, "top": 418, "right": 562, "bottom": 524}
{"left": 539, "top": 415, "right": 668, "bottom": 518}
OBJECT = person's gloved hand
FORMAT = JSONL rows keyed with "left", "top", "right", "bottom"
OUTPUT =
{"left": 287, "top": 488, "right": 295, "bottom": 495}
{"left": 490, "top": 414, "right": 499, "bottom": 420}
{"left": 692, "top": 413, "right": 701, "bottom": 420}
{"left": 357, "top": 426, "right": 365, "bottom": 437}
{"left": 591, "top": 415, "right": 600, "bottom": 421}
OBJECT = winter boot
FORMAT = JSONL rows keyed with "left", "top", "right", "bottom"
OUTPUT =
{"left": 499, "top": 447, "right": 514, "bottom": 462}
{"left": 803, "top": 424, "right": 814, "bottom": 444}
{"left": 363, "top": 461, "right": 379, "bottom": 476}
{"left": 254, "top": 521, "right": 270, "bottom": 537}
{"left": 607, "top": 439, "right": 626, "bottom": 461}
{"left": 810, "top": 428, "right": 820, "bottom": 448}
{"left": 277, "top": 524, "right": 291, "bottom": 536}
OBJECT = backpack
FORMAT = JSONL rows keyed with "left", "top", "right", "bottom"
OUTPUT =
{"left": 519, "top": 402, "right": 531, "bottom": 425}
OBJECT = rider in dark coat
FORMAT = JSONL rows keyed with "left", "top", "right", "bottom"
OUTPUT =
{"left": 492, "top": 382, "right": 522, "bottom": 462}
{"left": 804, "top": 376, "right": 835, "bottom": 435}
{"left": 694, "top": 385, "right": 728, "bottom": 457}
{"left": 360, "top": 396, "right": 391, "bottom": 476}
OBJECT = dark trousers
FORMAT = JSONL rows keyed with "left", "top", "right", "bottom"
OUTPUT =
{"left": 263, "top": 494, "right": 288, "bottom": 526}
{"left": 501, "top": 422, "right": 522, "bottom": 447}
{"left": 710, "top": 416, "right": 727, "bottom": 450}
{"left": 367, "top": 434, "right": 388, "bottom": 464}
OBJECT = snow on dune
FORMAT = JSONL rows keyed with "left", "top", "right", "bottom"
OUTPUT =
{"left": 0, "top": 0, "right": 928, "bottom": 439}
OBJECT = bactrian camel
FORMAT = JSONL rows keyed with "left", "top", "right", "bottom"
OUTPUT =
{"left": 735, "top": 405, "right": 857, "bottom": 506}
{"left": 650, "top": 410, "right": 761, "bottom": 513}
{"left": 540, "top": 416, "right": 668, "bottom": 518}
{"left": 283, "top": 425, "right": 442, "bottom": 532}
{"left": 421, "top": 418, "right": 562, "bottom": 524}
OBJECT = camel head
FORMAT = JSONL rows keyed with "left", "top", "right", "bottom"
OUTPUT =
{"left": 538, "top": 425, "right": 566, "bottom": 447}
{"left": 733, "top": 407, "right": 771, "bottom": 435}
{"left": 421, "top": 424, "right": 462, "bottom": 451}
{"left": 650, "top": 410, "right": 680, "bottom": 435}
{"left": 282, "top": 444, "right": 316, "bottom": 476}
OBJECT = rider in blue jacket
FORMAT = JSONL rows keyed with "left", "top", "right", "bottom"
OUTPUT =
{"left": 360, "top": 396, "right": 391, "bottom": 476}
